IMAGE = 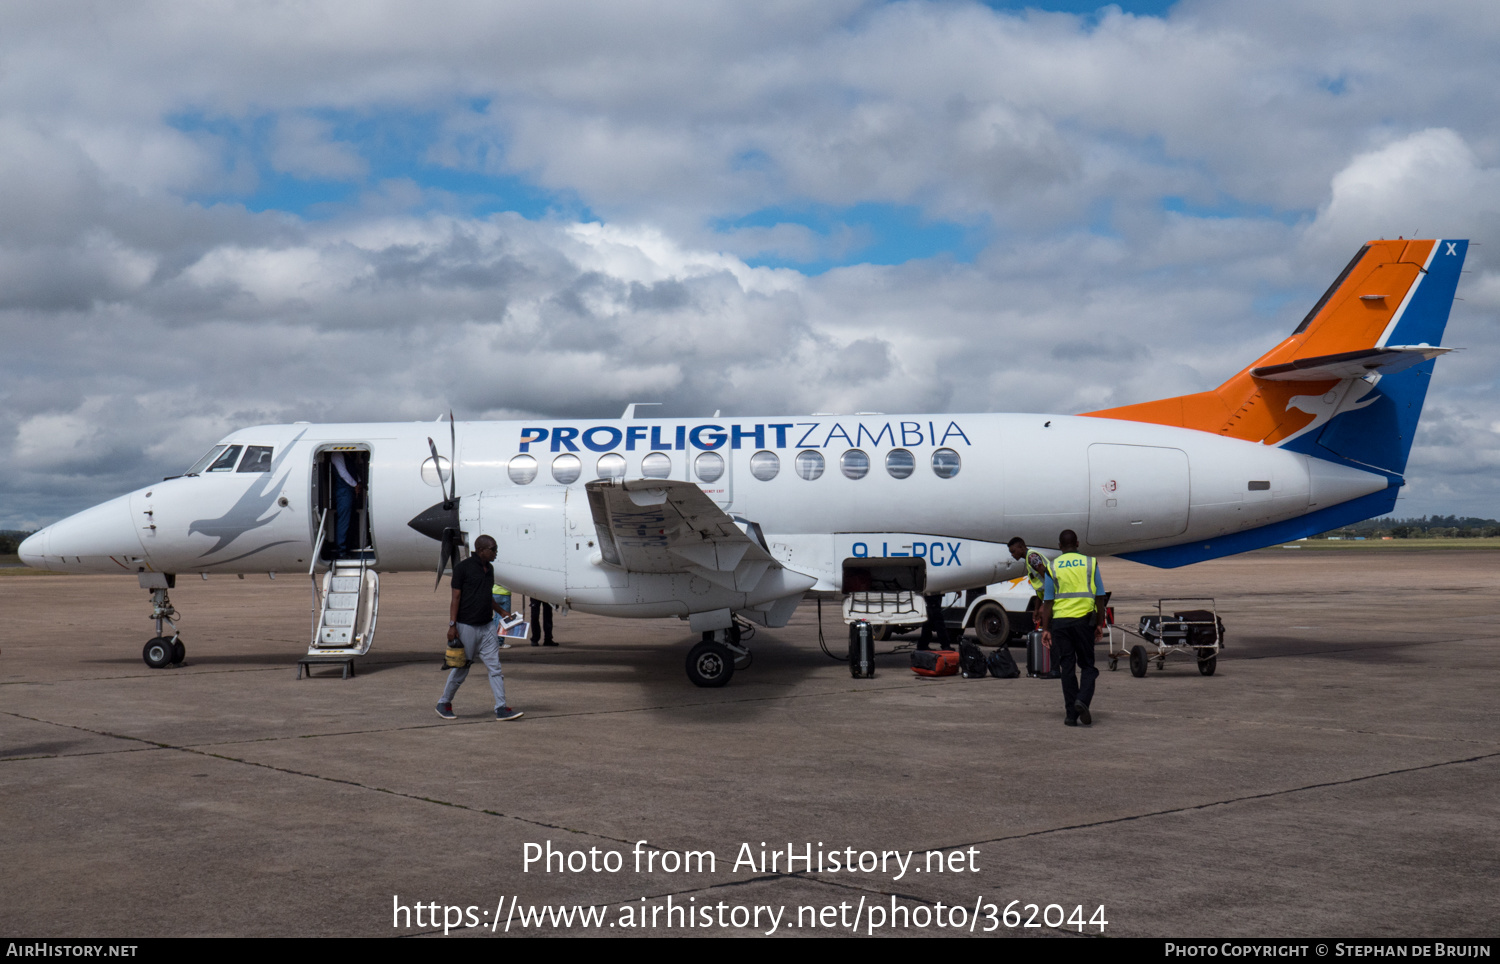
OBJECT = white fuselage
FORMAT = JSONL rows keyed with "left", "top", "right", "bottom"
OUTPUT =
{"left": 21, "top": 413, "right": 1387, "bottom": 618}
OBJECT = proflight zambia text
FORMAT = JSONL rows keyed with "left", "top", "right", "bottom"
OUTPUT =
{"left": 518, "top": 421, "right": 974, "bottom": 453}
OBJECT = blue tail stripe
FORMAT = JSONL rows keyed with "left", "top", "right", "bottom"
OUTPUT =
{"left": 1117, "top": 487, "right": 1399, "bottom": 569}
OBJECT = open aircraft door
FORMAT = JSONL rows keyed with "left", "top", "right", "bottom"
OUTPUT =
{"left": 1087, "top": 444, "right": 1190, "bottom": 546}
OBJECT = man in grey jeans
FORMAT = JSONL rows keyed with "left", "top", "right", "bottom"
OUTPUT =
{"left": 436, "top": 534, "right": 523, "bottom": 721}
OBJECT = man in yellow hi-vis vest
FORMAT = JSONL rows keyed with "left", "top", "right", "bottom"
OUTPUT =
{"left": 1008, "top": 536, "right": 1050, "bottom": 630}
{"left": 1039, "top": 529, "right": 1107, "bottom": 727}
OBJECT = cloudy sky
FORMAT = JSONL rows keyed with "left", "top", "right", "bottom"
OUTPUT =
{"left": 3, "top": 0, "right": 1497, "bottom": 529}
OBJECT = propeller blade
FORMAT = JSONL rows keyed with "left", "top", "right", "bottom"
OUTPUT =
{"left": 435, "top": 527, "right": 457, "bottom": 590}
{"left": 448, "top": 410, "right": 458, "bottom": 505}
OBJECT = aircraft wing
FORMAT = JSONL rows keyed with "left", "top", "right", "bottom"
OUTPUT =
{"left": 1250, "top": 345, "right": 1454, "bottom": 381}
{"left": 584, "top": 479, "right": 793, "bottom": 593}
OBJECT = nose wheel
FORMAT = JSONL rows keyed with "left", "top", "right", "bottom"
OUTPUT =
{"left": 143, "top": 636, "right": 185, "bottom": 668}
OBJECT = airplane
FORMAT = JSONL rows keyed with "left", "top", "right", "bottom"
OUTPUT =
{"left": 19, "top": 238, "right": 1469, "bottom": 686}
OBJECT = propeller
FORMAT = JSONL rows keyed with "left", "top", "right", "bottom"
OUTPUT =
{"left": 407, "top": 412, "right": 463, "bottom": 589}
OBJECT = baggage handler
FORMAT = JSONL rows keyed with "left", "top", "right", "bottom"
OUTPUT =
{"left": 916, "top": 592, "right": 955, "bottom": 652}
{"left": 1038, "top": 530, "right": 1106, "bottom": 727}
{"left": 437, "top": 535, "right": 523, "bottom": 721}
{"left": 1007, "top": 536, "right": 1050, "bottom": 629}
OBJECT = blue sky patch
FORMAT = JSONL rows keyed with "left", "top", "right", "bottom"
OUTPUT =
{"left": 713, "top": 203, "right": 988, "bottom": 274}
{"left": 170, "top": 108, "right": 593, "bottom": 222}
{"left": 978, "top": 0, "right": 1178, "bottom": 17}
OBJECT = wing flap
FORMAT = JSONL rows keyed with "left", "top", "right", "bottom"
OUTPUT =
{"left": 586, "top": 479, "right": 800, "bottom": 594}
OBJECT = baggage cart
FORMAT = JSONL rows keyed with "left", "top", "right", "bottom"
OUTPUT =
{"left": 1107, "top": 597, "right": 1224, "bottom": 677}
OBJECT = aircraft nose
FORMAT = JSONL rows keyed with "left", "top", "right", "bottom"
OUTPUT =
{"left": 24, "top": 494, "right": 145, "bottom": 571}
{"left": 17, "top": 529, "right": 48, "bottom": 568}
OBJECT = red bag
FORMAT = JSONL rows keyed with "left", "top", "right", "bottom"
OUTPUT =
{"left": 911, "top": 649, "right": 960, "bottom": 677}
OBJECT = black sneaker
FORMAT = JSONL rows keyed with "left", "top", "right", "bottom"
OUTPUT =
{"left": 435, "top": 703, "right": 456, "bottom": 720}
{"left": 1064, "top": 716, "right": 1079, "bottom": 727}
{"left": 543, "top": 640, "right": 558, "bottom": 647}
{"left": 1074, "top": 700, "right": 1092, "bottom": 726}
{"left": 494, "top": 706, "right": 524, "bottom": 721}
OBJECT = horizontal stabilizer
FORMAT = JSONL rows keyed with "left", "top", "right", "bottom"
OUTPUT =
{"left": 1251, "top": 345, "right": 1454, "bottom": 381}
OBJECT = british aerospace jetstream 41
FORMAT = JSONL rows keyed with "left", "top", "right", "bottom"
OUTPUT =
{"left": 20, "top": 239, "right": 1469, "bottom": 685}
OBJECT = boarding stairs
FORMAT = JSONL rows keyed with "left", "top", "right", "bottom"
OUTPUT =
{"left": 300, "top": 509, "right": 379, "bottom": 679}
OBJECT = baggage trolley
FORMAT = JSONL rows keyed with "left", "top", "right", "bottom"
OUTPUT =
{"left": 1107, "top": 597, "right": 1224, "bottom": 677}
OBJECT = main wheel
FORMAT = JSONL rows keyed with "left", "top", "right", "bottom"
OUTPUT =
{"left": 1129, "top": 644, "right": 1148, "bottom": 678}
{"left": 972, "top": 602, "right": 1010, "bottom": 647}
{"left": 143, "top": 637, "right": 174, "bottom": 669}
{"left": 686, "top": 640, "right": 735, "bottom": 688}
{"left": 876, "top": 624, "right": 894, "bottom": 642}
{"left": 1197, "top": 648, "right": 1217, "bottom": 676}
{"left": 171, "top": 639, "right": 186, "bottom": 665}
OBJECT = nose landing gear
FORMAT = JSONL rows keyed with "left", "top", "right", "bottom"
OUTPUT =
{"left": 141, "top": 582, "right": 184, "bottom": 669}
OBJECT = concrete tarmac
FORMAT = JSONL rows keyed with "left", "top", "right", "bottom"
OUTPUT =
{"left": 1, "top": 551, "right": 1497, "bottom": 938}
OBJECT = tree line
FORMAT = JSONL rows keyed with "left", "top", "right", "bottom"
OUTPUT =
{"left": 0, "top": 531, "right": 35, "bottom": 554}
{"left": 1315, "top": 516, "right": 1500, "bottom": 539}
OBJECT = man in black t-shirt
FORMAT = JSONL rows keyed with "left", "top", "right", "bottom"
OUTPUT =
{"left": 436, "top": 535, "right": 523, "bottom": 721}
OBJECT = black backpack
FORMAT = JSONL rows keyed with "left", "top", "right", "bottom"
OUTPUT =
{"left": 987, "top": 648, "right": 1020, "bottom": 679}
{"left": 959, "top": 640, "right": 989, "bottom": 678}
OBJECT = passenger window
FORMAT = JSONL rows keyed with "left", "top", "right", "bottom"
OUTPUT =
{"left": 237, "top": 446, "right": 273, "bottom": 473}
{"left": 596, "top": 453, "right": 627, "bottom": 479}
{"left": 641, "top": 452, "right": 672, "bottom": 478}
{"left": 931, "top": 448, "right": 961, "bottom": 479}
{"left": 695, "top": 451, "right": 725, "bottom": 483}
{"left": 552, "top": 454, "right": 582, "bottom": 484}
{"left": 840, "top": 449, "right": 870, "bottom": 480}
{"left": 507, "top": 455, "right": 537, "bottom": 485}
{"left": 749, "top": 450, "right": 779, "bottom": 481}
{"left": 186, "top": 445, "right": 227, "bottom": 475}
{"left": 885, "top": 448, "right": 915, "bottom": 479}
{"left": 205, "top": 445, "right": 242, "bottom": 472}
{"left": 795, "top": 450, "right": 824, "bottom": 481}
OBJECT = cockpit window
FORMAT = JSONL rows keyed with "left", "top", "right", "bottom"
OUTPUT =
{"left": 237, "top": 446, "right": 274, "bottom": 473}
{"left": 186, "top": 445, "right": 228, "bottom": 475}
{"left": 205, "top": 445, "right": 243, "bottom": 472}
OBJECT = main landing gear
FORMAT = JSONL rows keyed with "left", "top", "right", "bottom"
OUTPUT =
{"left": 685, "top": 620, "right": 753, "bottom": 688}
{"left": 141, "top": 586, "right": 185, "bottom": 669}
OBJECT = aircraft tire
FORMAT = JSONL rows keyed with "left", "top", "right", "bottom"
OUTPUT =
{"left": 1129, "top": 645, "right": 1148, "bottom": 678}
{"left": 143, "top": 637, "right": 174, "bottom": 669}
{"left": 686, "top": 641, "right": 735, "bottom": 688}
{"left": 1197, "top": 649, "right": 1217, "bottom": 676}
{"left": 171, "top": 639, "right": 186, "bottom": 665}
{"left": 973, "top": 603, "right": 1010, "bottom": 647}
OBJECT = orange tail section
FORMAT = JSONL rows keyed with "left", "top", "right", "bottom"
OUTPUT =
{"left": 1086, "top": 240, "right": 1440, "bottom": 447}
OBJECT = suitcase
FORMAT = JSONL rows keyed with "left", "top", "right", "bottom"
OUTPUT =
{"left": 848, "top": 620, "right": 875, "bottom": 679}
{"left": 959, "top": 640, "right": 988, "bottom": 678}
{"left": 987, "top": 647, "right": 1020, "bottom": 679}
{"left": 1026, "top": 630, "right": 1060, "bottom": 679}
{"left": 911, "top": 649, "right": 960, "bottom": 677}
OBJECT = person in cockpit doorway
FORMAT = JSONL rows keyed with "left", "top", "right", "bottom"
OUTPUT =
{"left": 330, "top": 451, "right": 363, "bottom": 558}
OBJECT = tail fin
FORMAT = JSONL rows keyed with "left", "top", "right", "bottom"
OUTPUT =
{"left": 1087, "top": 239, "right": 1467, "bottom": 477}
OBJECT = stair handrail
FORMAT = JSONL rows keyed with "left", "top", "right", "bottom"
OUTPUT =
{"left": 309, "top": 508, "right": 328, "bottom": 645}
